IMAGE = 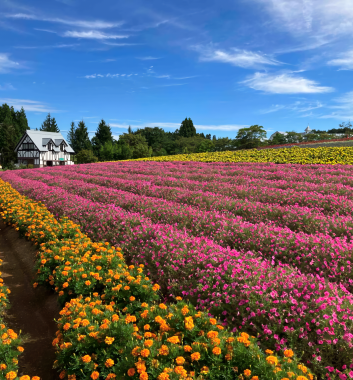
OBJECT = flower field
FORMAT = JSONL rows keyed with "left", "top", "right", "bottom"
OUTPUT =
{"left": 0, "top": 178, "right": 313, "bottom": 380}
{"left": 128, "top": 146, "right": 353, "bottom": 165}
{"left": 1, "top": 161, "right": 353, "bottom": 379}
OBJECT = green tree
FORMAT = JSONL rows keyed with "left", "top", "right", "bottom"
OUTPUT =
{"left": 67, "top": 122, "right": 76, "bottom": 148}
{"left": 270, "top": 132, "right": 287, "bottom": 145}
{"left": 92, "top": 119, "right": 113, "bottom": 158}
{"left": 179, "top": 118, "right": 196, "bottom": 138}
{"left": 40, "top": 113, "right": 60, "bottom": 132}
{"left": 76, "top": 149, "right": 98, "bottom": 164}
{"left": 72, "top": 120, "right": 92, "bottom": 153}
{"left": 213, "top": 137, "right": 236, "bottom": 152}
{"left": 0, "top": 103, "right": 30, "bottom": 167}
{"left": 235, "top": 125, "right": 267, "bottom": 150}
{"left": 116, "top": 133, "right": 152, "bottom": 159}
{"left": 197, "top": 139, "right": 214, "bottom": 153}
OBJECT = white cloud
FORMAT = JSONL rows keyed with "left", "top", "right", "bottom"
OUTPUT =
{"left": 0, "top": 53, "right": 20, "bottom": 73}
{"left": 137, "top": 56, "right": 161, "bottom": 60}
{"left": 63, "top": 30, "right": 128, "bottom": 39}
{"left": 0, "top": 83, "right": 16, "bottom": 91}
{"left": 6, "top": 13, "right": 123, "bottom": 28}
{"left": 0, "top": 98, "right": 57, "bottom": 112}
{"left": 156, "top": 75, "right": 170, "bottom": 79}
{"left": 242, "top": 72, "right": 334, "bottom": 94}
{"left": 252, "top": 0, "right": 353, "bottom": 38}
{"left": 193, "top": 46, "right": 281, "bottom": 68}
{"left": 327, "top": 50, "right": 353, "bottom": 70}
{"left": 110, "top": 122, "right": 247, "bottom": 131}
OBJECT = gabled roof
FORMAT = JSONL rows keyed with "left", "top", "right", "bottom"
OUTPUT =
{"left": 17, "top": 130, "right": 75, "bottom": 153}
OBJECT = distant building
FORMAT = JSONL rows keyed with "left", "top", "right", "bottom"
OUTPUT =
{"left": 14, "top": 130, "right": 75, "bottom": 168}
{"left": 269, "top": 125, "right": 312, "bottom": 141}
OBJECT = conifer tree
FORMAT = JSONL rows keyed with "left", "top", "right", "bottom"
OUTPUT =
{"left": 67, "top": 122, "right": 76, "bottom": 147}
{"left": 40, "top": 113, "right": 60, "bottom": 132}
{"left": 179, "top": 118, "right": 196, "bottom": 138}
{"left": 72, "top": 120, "right": 91, "bottom": 153}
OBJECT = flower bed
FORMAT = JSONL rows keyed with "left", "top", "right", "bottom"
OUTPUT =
{"left": 0, "top": 179, "right": 314, "bottom": 380}
{"left": 1, "top": 167, "right": 353, "bottom": 378}
{"left": 124, "top": 146, "right": 353, "bottom": 165}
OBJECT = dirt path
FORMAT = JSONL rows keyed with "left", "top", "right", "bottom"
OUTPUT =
{"left": 0, "top": 220, "right": 60, "bottom": 379}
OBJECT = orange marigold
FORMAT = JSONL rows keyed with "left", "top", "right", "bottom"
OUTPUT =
{"left": 139, "top": 372, "right": 148, "bottom": 380}
{"left": 212, "top": 347, "right": 221, "bottom": 355}
{"left": 127, "top": 368, "right": 136, "bottom": 377}
{"left": 82, "top": 355, "right": 91, "bottom": 363}
{"left": 105, "top": 336, "right": 115, "bottom": 345}
{"left": 266, "top": 356, "right": 278, "bottom": 366}
{"left": 175, "top": 357, "right": 185, "bottom": 365}
{"left": 6, "top": 373, "right": 17, "bottom": 380}
{"left": 191, "top": 352, "right": 201, "bottom": 361}
{"left": 184, "top": 345, "right": 192, "bottom": 352}
{"left": 167, "top": 336, "right": 179, "bottom": 344}
{"left": 144, "top": 339, "right": 153, "bottom": 348}
{"left": 105, "top": 359, "right": 114, "bottom": 368}
{"left": 140, "top": 349, "right": 150, "bottom": 357}
{"left": 159, "top": 345, "right": 169, "bottom": 355}
{"left": 244, "top": 369, "right": 251, "bottom": 377}
{"left": 90, "top": 372, "right": 99, "bottom": 380}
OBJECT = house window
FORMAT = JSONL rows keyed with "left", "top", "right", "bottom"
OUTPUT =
{"left": 48, "top": 143, "right": 52, "bottom": 150}
{"left": 60, "top": 144, "right": 64, "bottom": 152}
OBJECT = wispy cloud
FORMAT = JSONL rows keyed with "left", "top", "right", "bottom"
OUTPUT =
{"left": 261, "top": 100, "right": 324, "bottom": 114}
{"left": 34, "top": 28, "right": 57, "bottom": 34}
{"left": 110, "top": 122, "right": 247, "bottom": 131}
{"left": 252, "top": 0, "right": 353, "bottom": 38}
{"left": 193, "top": 45, "right": 281, "bottom": 68}
{"left": 15, "top": 43, "right": 78, "bottom": 49}
{"left": 242, "top": 72, "right": 334, "bottom": 94}
{"left": 0, "top": 98, "right": 57, "bottom": 112}
{"left": 83, "top": 73, "right": 137, "bottom": 79}
{"left": 63, "top": 30, "right": 128, "bottom": 40}
{"left": 327, "top": 50, "right": 353, "bottom": 70}
{"left": 6, "top": 13, "right": 123, "bottom": 28}
{"left": 155, "top": 74, "right": 170, "bottom": 79}
{"left": 0, "top": 83, "right": 16, "bottom": 91}
{"left": 137, "top": 56, "right": 161, "bottom": 60}
{"left": 0, "top": 53, "right": 20, "bottom": 73}
{"left": 320, "top": 91, "right": 353, "bottom": 120}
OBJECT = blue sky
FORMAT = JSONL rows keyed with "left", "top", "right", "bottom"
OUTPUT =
{"left": 1, "top": 0, "right": 353, "bottom": 140}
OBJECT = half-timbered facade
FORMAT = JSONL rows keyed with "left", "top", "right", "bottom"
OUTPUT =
{"left": 15, "top": 130, "right": 75, "bottom": 168}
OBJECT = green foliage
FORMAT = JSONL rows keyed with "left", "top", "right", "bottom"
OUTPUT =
{"left": 197, "top": 139, "right": 215, "bottom": 153}
{"left": 72, "top": 121, "right": 92, "bottom": 153}
{"left": 92, "top": 119, "right": 113, "bottom": 159}
{"left": 284, "top": 132, "right": 303, "bottom": 144}
{"left": 67, "top": 122, "right": 76, "bottom": 148}
{"left": 235, "top": 125, "right": 267, "bottom": 150}
{"left": 116, "top": 133, "right": 152, "bottom": 159}
{"left": 270, "top": 132, "right": 287, "bottom": 145}
{"left": 179, "top": 117, "right": 196, "bottom": 138}
{"left": 0, "top": 103, "right": 29, "bottom": 167}
{"left": 40, "top": 113, "right": 60, "bottom": 132}
{"left": 76, "top": 150, "right": 98, "bottom": 164}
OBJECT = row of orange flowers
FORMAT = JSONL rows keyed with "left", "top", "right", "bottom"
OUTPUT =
{"left": 0, "top": 262, "right": 39, "bottom": 379}
{"left": 0, "top": 178, "right": 315, "bottom": 380}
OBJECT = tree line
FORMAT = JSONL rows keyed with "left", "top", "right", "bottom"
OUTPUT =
{"left": 1, "top": 101, "right": 352, "bottom": 167}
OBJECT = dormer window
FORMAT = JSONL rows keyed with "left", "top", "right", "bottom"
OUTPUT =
{"left": 48, "top": 143, "right": 52, "bottom": 150}
{"left": 60, "top": 144, "right": 64, "bottom": 152}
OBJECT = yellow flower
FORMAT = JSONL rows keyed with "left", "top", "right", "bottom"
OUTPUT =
{"left": 105, "top": 336, "right": 115, "bottom": 345}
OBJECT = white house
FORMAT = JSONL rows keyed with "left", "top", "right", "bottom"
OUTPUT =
{"left": 14, "top": 130, "right": 75, "bottom": 168}
{"left": 269, "top": 125, "right": 312, "bottom": 141}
